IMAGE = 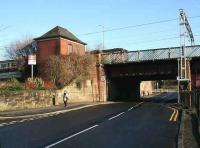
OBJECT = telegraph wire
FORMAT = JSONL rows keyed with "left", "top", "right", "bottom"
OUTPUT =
{"left": 77, "top": 15, "right": 200, "bottom": 36}
{"left": 106, "top": 34, "right": 200, "bottom": 46}
{"left": 0, "top": 26, "right": 10, "bottom": 32}
{"left": 77, "top": 18, "right": 178, "bottom": 36}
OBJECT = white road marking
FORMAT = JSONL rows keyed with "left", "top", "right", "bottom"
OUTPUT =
{"left": 128, "top": 107, "right": 134, "bottom": 111}
{"left": 19, "top": 119, "right": 28, "bottom": 122}
{"left": 0, "top": 102, "right": 144, "bottom": 128}
{"left": 0, "top": 123, "right": 7, "bottom": 126}
{"left": 135, "top": 102, "right": 143, "bottom": 107}
{"left": 9, "top": 121, "right": 17, "bottom": 124}
{"left": 45, "top": 124, "right": 99, "bottom": 148}
{"left": 0, "top": 102, "right": 116, "bottom": 120}
{"left": 28, "top": 118, "right": 35, "bottom": 121}
{"left": 108, "top": 112, "right": 125, "bottom": 120}
{"left": 128, "top": 102, "right": 143, "bottom": 111}
{"left": 0, "top": 118, "right": 39, "bottom": 127}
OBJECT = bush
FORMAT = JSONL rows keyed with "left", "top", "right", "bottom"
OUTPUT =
{"left": 44, "top": 81, "right": 54, "bottom": 89}
{"left": 0, "top": 78, "right": 25, "bottom": 91}
{"left": 25, "top": 77, "right": 45, "bottom": 90}
{"left": 25, "top": 78, "right": 54, "bottom": 90}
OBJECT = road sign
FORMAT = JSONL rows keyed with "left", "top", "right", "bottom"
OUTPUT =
{"left": 28, "top": 54, "right": 36, "bottom": 65}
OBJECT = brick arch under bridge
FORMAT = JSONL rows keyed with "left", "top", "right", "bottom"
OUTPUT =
{"left": 104, "top": 59, "right": 178, "bottom": 101}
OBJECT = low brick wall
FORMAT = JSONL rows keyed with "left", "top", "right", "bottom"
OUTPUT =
{"left": 0, "top": 80, "right": 99, "bottom": 111}
{"left": 0, "top": 90, "right": 55, "bottom": 111}
{"left": 56, "top": 81, "right": 95, "bottom": 104}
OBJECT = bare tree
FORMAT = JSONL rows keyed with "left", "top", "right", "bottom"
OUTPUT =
{"left": 6, "top": 36, "right": 34, "bottom": 59}
{"left": 45, "top": 53, "right": 95, "bottom": 88}
{"left": 5, "top": 36, "right": 36, "bottom": 74}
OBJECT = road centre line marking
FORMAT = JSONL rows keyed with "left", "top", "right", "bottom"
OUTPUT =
{"left": 136, "top": 102, "right": 143, "bottom": 106}
{"left": 109, "top": 112, "right": 125, "bottom": 120}
{"left": 128, "top": 107, "right": 134, "bottom": 111}
{"left": 128, "top": 102, "right": 143, "bottom": 112}
{"left": 45, "top": 124, "right": 99, "bottom": 148}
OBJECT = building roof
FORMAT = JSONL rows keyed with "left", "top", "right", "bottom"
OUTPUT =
{"left": 35, "top": 26, "right": 87, "bottom": 45}
{"left": 0, "top": 60, "right": 15, "bottom": 63}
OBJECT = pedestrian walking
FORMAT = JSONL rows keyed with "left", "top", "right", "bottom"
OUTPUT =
{"left": 63, "top": 90, "right": 69, "bottom": 107}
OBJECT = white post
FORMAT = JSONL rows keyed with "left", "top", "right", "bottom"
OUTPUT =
{"left": 99, "top": 25, "right": 105, "bottom": 50}
{"left": 31, "top": 64, "right": 34, "bottom": 79}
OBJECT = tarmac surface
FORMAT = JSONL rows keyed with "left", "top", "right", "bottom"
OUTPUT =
{"left": 0, "top": 93, "right": 181, "bottom": 148}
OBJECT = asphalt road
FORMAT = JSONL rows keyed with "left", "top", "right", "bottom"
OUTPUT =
{"left": 0, "top": 92, "right": 179, "bottom": 148}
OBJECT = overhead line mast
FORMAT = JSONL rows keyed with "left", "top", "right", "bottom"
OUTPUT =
{"left": 178, "top": 9, "right": 195, "bottom": 104}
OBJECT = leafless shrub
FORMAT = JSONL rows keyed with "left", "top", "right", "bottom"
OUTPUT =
{"left": 45, "top": 53, "right": 95, "bottom": 88}
{"left": 5, "top": 36, "right": 36, "bottom": 71}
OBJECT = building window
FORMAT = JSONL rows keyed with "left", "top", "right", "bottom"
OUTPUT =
{"left": 11, "top": 62, "right": 16, "bottom": 68}
{"left": 1, "top": 63, "right": 7, "bottom": 69}
{"left": 67, "top": 44, "right": 73, "bottom": 54}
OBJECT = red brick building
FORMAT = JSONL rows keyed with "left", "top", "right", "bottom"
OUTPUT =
{"left": 35, "top": 26, "right": 87, "bottom": 78}
{"left": 33, "top": 26, "right": 108, "bottom": 102}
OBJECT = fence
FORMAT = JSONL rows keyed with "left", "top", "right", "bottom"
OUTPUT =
{"left": 192, "top": 89, "right": 200, "bottom": 119}
{"left": 180, "top": 89, "right": 200, "bottom": 119}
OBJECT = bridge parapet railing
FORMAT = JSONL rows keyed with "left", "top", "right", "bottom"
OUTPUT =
{"left": 101, "top": 45, "right": 200, "bottom": 64}
{"left": 101, "top": 52, "right": 129, "bottom": 64}
{"left": 185, "top": 46, "right": 200, "bottom": 58}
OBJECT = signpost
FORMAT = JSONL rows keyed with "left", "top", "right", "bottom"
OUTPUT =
{"left": 28, "top": 54, "right": 36, "bottom": 79}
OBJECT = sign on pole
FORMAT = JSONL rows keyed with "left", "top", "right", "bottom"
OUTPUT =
{"left": 28, "top": 54, "right": 36, "bottom": 65}
{"left": 28, "top": 54, "right": 36, "bottom": 79}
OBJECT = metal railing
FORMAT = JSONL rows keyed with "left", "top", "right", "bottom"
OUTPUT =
{"left": 192, "top": 89, "right": 200, "bottom": 119}
{"left": 102, "top": 45, "right": 200, "bottom": 64}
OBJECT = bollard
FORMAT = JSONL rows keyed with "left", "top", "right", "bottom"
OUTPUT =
{"left": 52, "top": 95, "right": 56, "bottom": 106}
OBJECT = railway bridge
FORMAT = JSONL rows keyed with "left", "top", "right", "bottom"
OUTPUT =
{"left": 95, "top": 45, "right": 200, "bottom": 106}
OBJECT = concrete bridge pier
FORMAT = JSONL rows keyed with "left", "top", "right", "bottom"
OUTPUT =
{"left": 107, "top": 77, "right": 140, "bottom": 102}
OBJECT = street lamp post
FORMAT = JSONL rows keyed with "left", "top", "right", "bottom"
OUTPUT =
{"left": 99, "top": 25, "right": 104, "bottom": 50}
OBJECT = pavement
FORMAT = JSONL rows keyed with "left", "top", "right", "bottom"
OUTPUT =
{"left": 178, "top": 110, "right": 200, "bottom": 148}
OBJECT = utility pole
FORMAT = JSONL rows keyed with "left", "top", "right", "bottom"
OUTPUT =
{"left": 99, "top": 25, "right": 105, "bottom": 50}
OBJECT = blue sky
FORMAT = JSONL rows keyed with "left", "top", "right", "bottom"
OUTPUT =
{"left": 0, "top": 0, "right": 200, "bottom": 60}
